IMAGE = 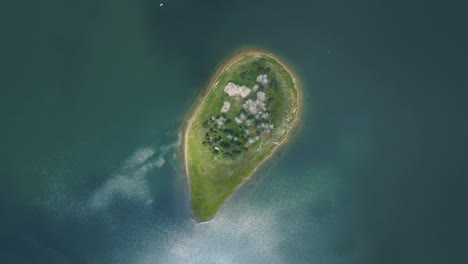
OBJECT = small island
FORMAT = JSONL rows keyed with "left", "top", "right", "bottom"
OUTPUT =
{"left": 184, "top": 51, "right": 300, "bottom": 221}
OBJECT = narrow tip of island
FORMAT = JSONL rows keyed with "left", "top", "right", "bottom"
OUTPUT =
{"left": 183, "top": 50, "right": 301, "bottom": 222}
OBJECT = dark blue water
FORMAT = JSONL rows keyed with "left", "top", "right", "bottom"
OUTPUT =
{"left": 1, "top": 0, "right": 467, "bottom": 263}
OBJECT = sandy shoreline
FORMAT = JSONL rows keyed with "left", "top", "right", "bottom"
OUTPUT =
{"left": 182, "top": 49, "right": 303, "bottom": 223}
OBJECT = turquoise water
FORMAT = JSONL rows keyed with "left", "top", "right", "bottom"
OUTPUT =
{"left": 1, "top": 0, "right": 467, "bottom": 263}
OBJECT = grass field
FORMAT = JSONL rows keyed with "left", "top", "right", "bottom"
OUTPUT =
{"left": 185, "top": 52, "right": 299, "bottom": 221}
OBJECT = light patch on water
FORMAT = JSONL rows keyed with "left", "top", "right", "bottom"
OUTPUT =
{"left": 89, "top": 146, "right": 156, "bottom": 211}
{"left": 89, "top": 139, "right": 179, "bottom": 211}
{"left": 155, "top": 156, "right": 166, "bottom": 168}
{"left": 132, "top": 165, "right": 343, "bottom": 264}
{"left": 139, "top": 205, "right": 285, "bottom": 264}
{"left": 34, "top": 131, "right": 182, "bottom": 216}
{"left": 89, "top": 173, "right": 150, "bottom": 211}
{"left": 122, "top": 147, "right": 156, "bottom": 169}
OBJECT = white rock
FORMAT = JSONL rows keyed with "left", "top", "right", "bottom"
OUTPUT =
{"left": 244, "top": 99, "right": 265, "bottom": 115}
{"left": 257, "top": 91, "right": 266, "bottom": 102}
{"left": 256, "top": 74, "right": 263, "bottom": 83}
{"left": 224, "top": 82, "right": 251, "bottom": 98}
{"left": 256, "top": 74, "right": 268, "bottom": 84}
{"left": 220, "top": 101, "right": 231, "bottom": 113}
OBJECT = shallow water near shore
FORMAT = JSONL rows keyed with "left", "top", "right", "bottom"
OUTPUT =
{"left": 1, "top": 0, "right": 467, "bottom": 263}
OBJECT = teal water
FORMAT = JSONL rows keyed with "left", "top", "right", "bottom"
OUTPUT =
{"left": 1, "top": 0, "right": 467, "bottom": 263}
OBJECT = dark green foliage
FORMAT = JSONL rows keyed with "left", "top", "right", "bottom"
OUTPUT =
{"left": 270, "top": 78, "right": 278, "bottom": 90}
{"left": 240, "top": 71, "right": 248, "bottom": 81}
{"left": 197, "top": 56, "right": 286, "bottom": 160}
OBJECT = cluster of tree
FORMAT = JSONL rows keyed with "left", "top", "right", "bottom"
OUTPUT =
{"left": 201, "top": 117, "right": 249, "bottom": 157}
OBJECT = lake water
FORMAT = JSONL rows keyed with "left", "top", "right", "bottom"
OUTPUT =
{"left": 1, "top": 0, "right": 467, "bottom": 263}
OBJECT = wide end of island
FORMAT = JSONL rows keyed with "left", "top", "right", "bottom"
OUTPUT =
{"left": 183, "top": 50, "right": 301, "bottom": 222}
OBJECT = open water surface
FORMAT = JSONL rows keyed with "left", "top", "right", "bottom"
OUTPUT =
{"left": 1, "top": 0, "right": 467, "bottom": 263}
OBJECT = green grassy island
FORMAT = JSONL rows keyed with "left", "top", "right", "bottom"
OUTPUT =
{"left": 184, "top": 51, "right": 300, "bottom": 221}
